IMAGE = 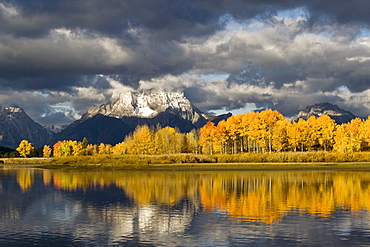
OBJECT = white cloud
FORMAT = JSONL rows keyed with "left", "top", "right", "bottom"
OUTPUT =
{"left": 0, "top": 2, "right": 19, "bottom": 17}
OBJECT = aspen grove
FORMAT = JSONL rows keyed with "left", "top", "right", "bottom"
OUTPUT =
{"left": 36, "top": 109, "right": 370, "bottom": 158}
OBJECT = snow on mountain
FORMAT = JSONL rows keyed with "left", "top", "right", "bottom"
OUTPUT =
{"left": 83, "top": 89, "right": 206, "bottom": 125}
{"left": 51, "top": 89, "right": 211, "bottom": 145}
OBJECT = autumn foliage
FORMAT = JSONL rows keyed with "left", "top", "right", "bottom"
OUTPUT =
{"left": 16, "top": 109, "right": 370, "bottom": 160}
{"left": 199, "top": 110, "right": 370, "bottom": 154}
{"left": 24, "top": 170, "right": 370, "bottom": 223}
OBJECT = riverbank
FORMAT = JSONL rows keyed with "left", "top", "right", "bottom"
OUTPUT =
{"left": 2, "top": 154, "right": 370, "bottom": 170}
{"left": 0, "top": 157, "right": 49, "bottom": 164}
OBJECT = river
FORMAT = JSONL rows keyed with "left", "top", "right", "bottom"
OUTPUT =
{"left": 1, "top": 168, "right": 370, "bottom": 246}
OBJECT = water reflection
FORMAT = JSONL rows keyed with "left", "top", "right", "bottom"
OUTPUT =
{"left": 1, "top": 168, "right": 370, "bottom": 246}
{"left": 33, "top": 170, "right": 370, "bottom": 221}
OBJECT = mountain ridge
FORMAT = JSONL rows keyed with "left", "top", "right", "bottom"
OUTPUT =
{"left": 0, "top": 94, "right": 363, "bottom": 149}
{"left": 51, "top": 89, "right": 210, "bottom": 145}
{"left": 0, "top": 106, "right": 51, "bottom": 149}
{"left": 297, "top": 102, "right": 357, "bottom": 124}
{"left": 82, "top": 89, "right": 207, "bottom": 127}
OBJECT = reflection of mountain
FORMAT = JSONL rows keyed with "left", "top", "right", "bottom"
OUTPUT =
{"left": 2, "top": 169, "right": 370, "bottom": 245}
{"left": 40, "top": 170, "right": 370, "bottom": 223}
{"left": 0, "top": 169, "right": 201, "bottom": 245}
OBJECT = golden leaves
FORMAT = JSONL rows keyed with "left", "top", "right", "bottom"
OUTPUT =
{"left": 16, "top": 140, "right": 34, "bottom": 158}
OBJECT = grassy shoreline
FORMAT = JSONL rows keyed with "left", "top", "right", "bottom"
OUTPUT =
{"left": 2, "top": 152, "right": 370, "bottom": 170}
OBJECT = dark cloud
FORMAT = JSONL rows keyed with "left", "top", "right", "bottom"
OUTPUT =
{"left": 2, "top": 0, "right": 370, "bottom": 124}
{"left": 307, "top": 0, "right": 370, "bottom": 25}
{"left": 1, "top": 0, "right": 219, "bottom": 39}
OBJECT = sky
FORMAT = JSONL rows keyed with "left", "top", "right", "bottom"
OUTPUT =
{"left": 1, "top": 0, "right": 370, "bottom": 126}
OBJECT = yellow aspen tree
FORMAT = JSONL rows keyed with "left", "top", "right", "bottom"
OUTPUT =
{"left": 86, "top": 144, "right": 98, "bottom": 155}
{"left": 316, "top": 115, "right": 336, "bottom": 151}
{"left": 98, "top": 143, "right": 106, "bottom": 154}
{"left": 16, "top": 140, "right": 34, "bottom": 158}
{"left": 199, "top": 122, "right": 216, "bottom": 154}
{"left": 43, "top": 145, "right": 52, "bottom": 157}
{"left": 333, "top": 118, "right": 362, "bottom": 152}
{"left": 154, "top": 127, "right": 178, "bottom": 154}
{"left": 296, "top": 118, "right": 309, "bottom": 151}
{"left": 154, "top": 130, "right": 165, "bottom": 154}
{"left": 226, "top": 114, "right": 243, "bottom": 154}
{"left": 59, "top": 140, "right": 73, "bottom": 156}
{"left": 124, "top": 135, "right": 137, "bottom": 155}
{"left": 241, "top": 112, "right": 257, "bottom": 153}
{"left": 287, "top": 119, "right": 308, "bottom": 152}
{"left": 259, "top": 109, "right": 285, "bottom": 153}
{"left": 287, "top": 121, "right": 300, "bottom": 151}
{"left": 178, "top": 133, "right": 190, "bottom": 153}
{"left": 175, "top": 132, "right": 186, "bottom": 153}
{"left": 345, "top": 118, "right": 363, "bottom": 152}
{"left": 333, "top": 124, "right": 348, "bottom": 152}
{"left": 360, "top": 116, "right": 370, "bottom": 150}
{"left": 98, "top": 143, "right": 112, "bottom": 154}
{"left": 215, "top": 120, "right": 230, "bottom": 154}
{"left": 248, "top": 112, "right": 266, "bottom": 153}
{"left": 128, "top": 125, "right": 155, "bottom": 155}
{"left": 112, "top": 142, "right": 127, "bottom": 154}
{"left": 53, "top": 141, "right": 62, "bottom": 157}
{"left": 211, "top": 124, "right": 222, "bottom": 154}
{"left": 272, "top": 119, "right": 289, "bottom": 152}
{"left": 305, "top": 116, "right": 319, "bottom": 150}
{"left": 71, "top": 141, "right": 84, "bottom": 156}
{"left": 186, "top": 130, "right": 200, "bottom": 154}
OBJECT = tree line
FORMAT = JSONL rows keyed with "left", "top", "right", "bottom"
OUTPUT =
{"left": 200, "top": 109, "right": 370, "bottom": 154}
{"left": 13, "top": 109, "right": 370, "bottom": 158}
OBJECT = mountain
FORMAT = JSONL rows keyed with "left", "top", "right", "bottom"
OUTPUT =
{"left": 297, "top": 102, "right": 357, "bottom": 124}
{"left": 0, "top": 106, "right": 51, "bottom": 149}
{"left": 83, "top": 89, "right": 207, "bottom": 128}
{"left": 52, "top": 114, "right": 134, "bottom": 145}
{"left": 205, "top": 112, "right": 233, "bottom": 125}
{"left": 52, "top": 89, "right": 210, "bottom": 145}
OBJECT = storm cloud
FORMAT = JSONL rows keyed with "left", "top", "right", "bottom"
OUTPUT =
{"left": 1, "top": 0, "right": 370, "bottom": 125}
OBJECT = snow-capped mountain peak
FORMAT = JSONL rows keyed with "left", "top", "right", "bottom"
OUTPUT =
{"left": 83, "top": 89, "right": 206, "bottom": 124}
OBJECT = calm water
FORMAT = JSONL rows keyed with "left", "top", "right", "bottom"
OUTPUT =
{"left": 1, "top": 168, "right": 370, "bottom": 246}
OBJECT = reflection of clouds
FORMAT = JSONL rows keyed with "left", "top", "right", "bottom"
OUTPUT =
{"left": 2, "top": 169, "right": 370, "bottom": 245}
{"left": 137, "top": 205, "right": 194, "bottom": 234}
{"left": 85, "top": 204, "right": 135, "bottom": 242}
{"left": 86, "top": 203, "right": 197, "bottom": 245}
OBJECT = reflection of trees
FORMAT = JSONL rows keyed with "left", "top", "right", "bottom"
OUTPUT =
{"left": 43, "top": 170, "right": 370, "bottom": 223}
{"left": 116, "top": 172, "right": 201, "bottom": 206}
{"left": 17, "top": 169, "right": 34, "bottom": 192}
{"left": 200, "top": 172, "right": 370, "bottom": 223}
{"left": 46, "top": 170, "right": 202, "bottom": 206}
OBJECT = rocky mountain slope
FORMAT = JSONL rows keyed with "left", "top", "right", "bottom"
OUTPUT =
{"left": 0, "top": 106, "right": 51, "bottom": 148}
{"left": 297, "top": 102, "right": 356, "bottom": 124}
{"left": 52, "top": 89, "right": 210, "bottom": 145}
{"left": 82, "top": 89, "right": 207, "bottom": 127}
{"left": 52, "top": 114, "right": 134, "bottom": 145}
{"left": 1, "top": 95, "right": 361, "bottom": 149}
